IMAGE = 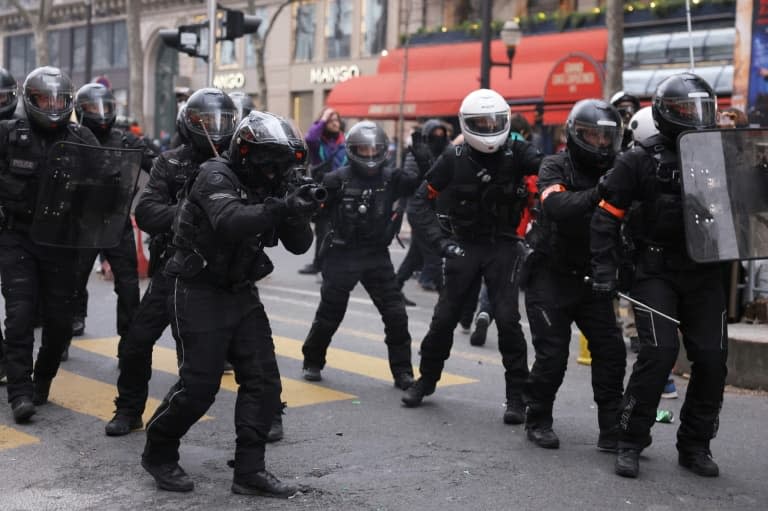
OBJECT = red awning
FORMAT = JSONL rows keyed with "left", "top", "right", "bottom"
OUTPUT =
{"left": 327, "top": 28, "right": 608, "bottom": 122}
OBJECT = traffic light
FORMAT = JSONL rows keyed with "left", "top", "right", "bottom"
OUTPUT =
{"left": 159, "top": 23, "right": 209, "bottom": 60}
{"left": 222, "top": 9, "right": 261, "bottom": 40}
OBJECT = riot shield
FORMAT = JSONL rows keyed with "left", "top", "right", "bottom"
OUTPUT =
{"left": 31, "top": 142, "right": 143, "bottom": 248}
{"left": 679, "top": 129, "right": 768, "bottom": 262}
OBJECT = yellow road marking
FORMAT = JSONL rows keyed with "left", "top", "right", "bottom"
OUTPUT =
{"left": 73, "top": 338, "right": 354, "bottom": 408}
{"left": 49, "top": 370, "right": 173, "bottom": 425}
{"left": 0, "top": 425, "right": 40, "bottom": 450}
{"left": 273, "top": 335, "right": 477, "bottom": 387}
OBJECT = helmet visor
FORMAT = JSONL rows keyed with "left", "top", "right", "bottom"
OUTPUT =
{"left": 0, "top": 87, "right": 16, "bottom": 109}
{"left": 348, "top": 142, "right": 388, "bottom": 167}
{"left": 78, "top": 96, "right": 115, "bottom": 120}
{"left": 185, "top": 108, "right": 237, "bottom": 139}
{"left": 572, "top": 119, "right": 622, "bottom": 153}
{"left": 657, "top": 95, "right": 716, "bottom": 128}
{"left": 29, "top": 90, "right": 72, "bottom": 115}
{"left": 462, "top": 112, "right": 510, "bottom": 136}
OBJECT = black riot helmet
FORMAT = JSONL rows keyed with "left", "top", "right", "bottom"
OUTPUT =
{"left": 229, "top": 91, "right": 255, "bottom": 122}
{"left": 609, "top": 90, "right": 641, "bottom": 126}
{"left": 421, "top": 119, "right": 449, "bottom": 158}
{"left": 75, "top": 83, "right": 116, "bottom": 136}
{"left": 652, "top": 73, "right": 717, "bottom": 141}
{"left": 175, "top": 104, "right": 189, "bottom": 145}
{"left": 566, "top": 99, "right": 622, "bottom": 173}
{"left": 229, "top": 111, "right": 307, "bottom": 187}
{"left": 346, "top": 121, "right": 389, "bottom": 177}
{"left": 0, "top": 67, "right": 18, "bottom": 120}
{"left": 182, "top": 88, "right": 238, "bottom": 157}
{"left": 22, "top": 66, "right": 74, "bottom": 131}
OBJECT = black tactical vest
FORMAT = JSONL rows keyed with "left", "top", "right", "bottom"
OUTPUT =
{"left": 330, "top": 166, "right": 399, "bottom": 249}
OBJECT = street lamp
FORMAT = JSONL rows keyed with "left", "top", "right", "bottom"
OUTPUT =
{"left": 479, "top": 0, "right": 523, "bottom": 89}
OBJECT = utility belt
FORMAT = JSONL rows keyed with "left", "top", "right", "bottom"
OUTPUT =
{"left": 637, "top": 244, "right": 696, "bottom": 273}
{"left": 167, "top": 248, "right": 273, "bottom": 292}
{"left": 0, "top": 208, "right": 32, "bottom": 233}
{"left": 453, "top": 226, "right": 518, "bottom": 243}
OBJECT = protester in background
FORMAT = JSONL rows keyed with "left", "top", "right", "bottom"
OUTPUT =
{"left": 299, "top": 107, "right": 348, "bottom": 276}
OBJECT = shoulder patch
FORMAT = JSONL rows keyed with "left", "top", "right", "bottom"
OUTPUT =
{"left": 207, "top": 172, "right": 225, "bottom": 185}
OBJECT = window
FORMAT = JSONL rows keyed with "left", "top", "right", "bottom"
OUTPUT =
{"left": 361, "top": 0, "right": 387, "bottom": 56}
{"left": 48, "top": 31, "right": 61, "bottom": 68}
{"left": 325, "top": 0, "right": 352, "bottom": 60}
{"left": 294, "top": 2, "right": 316, "bottom": 62}
{"left": 7, "top": 34, "right": 35, "bottom": 78}
{"left": 219, "top": 40, "right": 237, "bottom": 66}
{"left": 93, "top": 23, "right": 112, "bottom": 70}
{"left": 667, "top": 31, "right": 706, "bottom": 64}
{"left": 113, "top": 21, "right": 128, "bottom": 68}
{"left": 635, "top": 33, "right": 670, "bottom": 65}
{"left": 73, "top": 27, "right": 86, "bottom": 71}
{"left": 245, "top": 5, "right": 268, "bottom": 68}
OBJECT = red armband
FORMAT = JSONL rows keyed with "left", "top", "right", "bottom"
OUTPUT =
{"left": 598, "top": 200, "right": 626, "bottom": 219}
{"left": 540, "top": 184, "right": 566, "bottom": 201}
{"left": 426, "top": 183, "right": 440, "bottom": 200}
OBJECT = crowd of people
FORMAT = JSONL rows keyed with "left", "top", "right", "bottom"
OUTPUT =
{"left": 0, "top": 63, "right": 751, "bottom": 497}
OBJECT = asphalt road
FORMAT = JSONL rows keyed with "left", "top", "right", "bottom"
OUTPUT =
{"left": 1, "top": 240, "right": 766, "bottom": 511}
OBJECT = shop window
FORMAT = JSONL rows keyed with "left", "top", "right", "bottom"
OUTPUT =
{"left": 6, "top": 34, "right": 35, "bottom": 78}
{"left": 73, "top": 27, "right": 86, "bottom": 71}
{"left": 704, "top": 28, "right": 735, "bottom": 62}
{"left": 623, "top": 37, "right": 640, "bottom": 68}
{"left": 361, "top": 0, "right": 387, "bottom": 56}
{"left": 294, "top": 2, "right": 316, "bottom": 62}
{"left": 325, "top": 0, "right": 352, "bottom": 60}
{"left": 635, "top": 33, "right": 670, "bottom": 65}
{"left": 113, "top": 21, "right": 128, "bottom": 68}
{"left": 93, "top": 23, "right": 112, "bottom": 70}
{"left": 47, "top": 31, "right": 61, "bottom": 68}
{"left": 245, "top": 6, "right": 268, "bottom": 68}
{"left": 219, "top": 40, "right": 237, "bottom": 67}
{"left": 667, "top": 31, "right": 706, "bottom": 65}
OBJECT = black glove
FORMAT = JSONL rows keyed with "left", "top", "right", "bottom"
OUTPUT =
{"left": 596, "top": 168, "right": 613, "bottom": 199}
{"left": 285, "top": 184, "right": 321, "bottom": 217}
{"left": 440, "top": 240, "right": 465, "bottom": 259}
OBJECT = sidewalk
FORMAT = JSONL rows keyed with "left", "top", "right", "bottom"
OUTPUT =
{"left": 676, "top": 322, "right": 768, "bottom": 390}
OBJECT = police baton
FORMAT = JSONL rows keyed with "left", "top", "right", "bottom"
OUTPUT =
{"left": 584, "top": 276, "right": 680, "bottom": 325}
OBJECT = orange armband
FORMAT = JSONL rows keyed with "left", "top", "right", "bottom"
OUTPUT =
{"left": 540, "top": 184, "right": 566, "bottom": 201}
{"left": 598, "top": 199, "right": 626, "bottom": 219}
{"left": 426, "top": 183, "right": 440, "bottom": 200}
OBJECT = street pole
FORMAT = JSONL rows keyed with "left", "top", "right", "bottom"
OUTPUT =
{"left": 85, "top": 0, "right": 93, "bottom": 83}
{"left": 480, "top": 0, "right": 492, "bottom": 89}
{"left": 207, "top": 0, "right": 216, "bottom": 87}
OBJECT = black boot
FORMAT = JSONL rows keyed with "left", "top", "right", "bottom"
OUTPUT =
{"left": 298, "top": 263, "right": 319, "bottom": 275}
{"left": 470, "top": 313, "right": 489, "bottom": 346}
{"left": 32, "top": 379, "right": 51, "bottom": 406}
{"left": 597, "top": 428, "right": 619, "bottom": 452}
{"left": 393, "top": 372, "right": 415, "bottom": 390}
{"left": 526, "top": 426, "right": 560, "bottom": 449}
{"left": 232, "top": 470, "right": 299, "bottom": 498}
{"left": 105, "top": 413, "right": 144, "bottom": 436}
{"left": 60, "top": 339, "right": 72, "bottom": 362}
{"left": 141, "top": 460, "right": 195, "bottom": 492}
{"left": 267, "top": 403, "right": 286, "bottom": 443}
{"left": 503, "top": 398, "right": 525, "bottom": 425}
{"left": 302, "top": 366, "right": 322, "bottom": 382}
{"left": 678, "top": 450, "right": 719, "bottom": 477}
{"left": 72, "top": 317, "right": 85, "bottom": 336}
{"left": 615, "top": 448, "right": 641, "bottom": 478}
{"left": 401, "top": 377, "right": 435, "bottom": 407}
{"left": 11, "top": 396, "right": 36, "bottom": 424}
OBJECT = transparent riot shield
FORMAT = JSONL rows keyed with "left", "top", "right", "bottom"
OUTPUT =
{"left": 679, "top": 129, "right": 768, "bottom": 262}
{"left": 30, "top": 142, "right": 143, "bottom": 248}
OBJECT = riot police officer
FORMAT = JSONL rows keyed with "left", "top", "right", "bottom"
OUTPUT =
{"left": 141, "top": 111, "right": 316, "bottom": 496}
{"left": 69, "top": 83, "right": 156, "bottom": 343}
{"left": 402, "top": 89, "right": 542, "bottom": 422}
{"left": 395, "top": 119, "right": 450, "bottom": 303}
{"left": 0, "top": 66, "right": 100, "bottom": 422}
{"left": 610, "top": 90, "right": 641, "bottom": 151}
{"left": 591, "top": 73, "right": 727, "bottom": 478}
{"left": 0, "top": 66, "right": 17, "bottom": 385}
{"left": 522, "top": 99, "right": 626, "bottom": 450}
{"left": 105, "top": 88, "right": 237, "bottom": 436}
{"left": 301, "top": 121, "right": 418, "bottom": 389}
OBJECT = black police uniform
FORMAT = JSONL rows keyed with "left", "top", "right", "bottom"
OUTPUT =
{"left": 591, "top": 134, "right": 728, "bottom": 461}
{"left": 301, "top": 163, "right": 418, "bottom": 382}
{"left": 142, "top": 157, "right": 312, "bottom": 486}
{"left": 0, "top": 116, "right": 99, "bottom": 410}
{"left": 108, "top": 144, "right": 207, "bottom": 426}
{"left": 71, "top": 129, "right": 156, "bottom": 337}
{"left": 523, "top": 152, "right": 626, "bottom": 443}
{"left": 406, "top": 139, "right": 542, "bottom": 408}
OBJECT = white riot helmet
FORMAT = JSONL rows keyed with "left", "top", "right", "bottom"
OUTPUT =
{"left": 459, "top": 88, "right": 511, "bottom": 154}
{"left": 628, "top": 106, "right": 658, "bottom": 144}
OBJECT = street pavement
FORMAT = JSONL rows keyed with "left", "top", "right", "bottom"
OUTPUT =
{"left": 1, "top": 241, "right": 767, "bottom": 511}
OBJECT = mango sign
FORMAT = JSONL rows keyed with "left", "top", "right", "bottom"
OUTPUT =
{"left": 543, "top": 53, "right": 604, "bottom": 104}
